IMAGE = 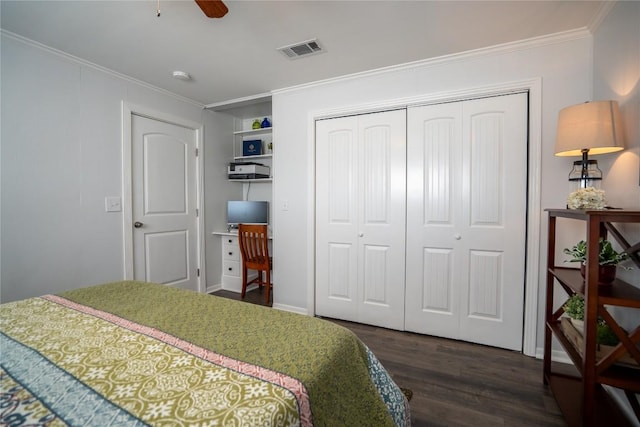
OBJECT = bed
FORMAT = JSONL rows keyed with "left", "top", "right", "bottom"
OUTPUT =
{"left": 0, "top": 281, "right": 410, "bottom": 426}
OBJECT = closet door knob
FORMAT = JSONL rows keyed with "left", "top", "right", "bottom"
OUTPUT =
{"left": 359, "top": 232, "right": 364, "bottom": 237}
{"left": 454, "top": 234, "right": 462, "bottom": 240}
{"left": 134, "top": 221, "right": 144, "bottom": 228}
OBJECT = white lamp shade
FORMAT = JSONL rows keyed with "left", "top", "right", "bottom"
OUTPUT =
{"left": 554, "top": 100, "right": 625, "bottom": 156}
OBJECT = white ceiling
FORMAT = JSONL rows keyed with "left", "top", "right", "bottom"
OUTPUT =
{"left": 1, "top": 0, "right": 606, "bottom": 106}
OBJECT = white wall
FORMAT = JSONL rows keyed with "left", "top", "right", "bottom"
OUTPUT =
{"left": 271, "top": 32, "right": 596, "bottom": 347}
{"left": 591, "top": 1, "right": 640, "bottom": 327}
{"left": 592, "top": 8, "right": 640, "bottom": 420}
{"left": 0, "top": 33, "right": 231, "bottom": 302}
{"left": 593, "top": 1, "right": 640, "bottom": 214}
{"left": 203, "top": 110, "right": 238, "bottom": 292}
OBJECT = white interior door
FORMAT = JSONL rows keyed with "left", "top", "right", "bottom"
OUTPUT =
{"left": 405, "top": 93, "right": 528, "bottom": 351}
{"left": 131, "top": 114, "right": 199, "bottom": 291}
{"left": 315, "top": 110, "right": 406, "bottom": 330}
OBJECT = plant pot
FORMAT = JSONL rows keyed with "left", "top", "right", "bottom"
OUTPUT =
{"left": 570, "top": 318, "right": 584, "bottom": 335}
{"left": 580, "top": 263, "right": 617, "bottom": 285}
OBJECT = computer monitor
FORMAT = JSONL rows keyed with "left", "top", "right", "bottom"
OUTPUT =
{"left": 226, "top": 201, "right": 268, "bottom": 228}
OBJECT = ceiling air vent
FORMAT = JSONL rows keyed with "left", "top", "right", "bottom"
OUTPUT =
{"left": 277, "top": 39, "right": 324, "bottom": 60}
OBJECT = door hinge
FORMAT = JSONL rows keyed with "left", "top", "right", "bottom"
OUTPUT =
{"left": 195, "top": 148, "right": 199, "bottom": 157}
{"left": 196, "top": 208, "right": 199, "bottom": 217}
{"left": 197, "top": 268, "right": 200, "bottom": 277}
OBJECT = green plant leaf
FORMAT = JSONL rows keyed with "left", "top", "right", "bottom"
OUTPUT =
{"left": 563, "top": 238, "right": 629, "bottom": 266}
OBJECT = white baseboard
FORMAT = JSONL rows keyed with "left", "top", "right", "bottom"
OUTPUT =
{"left": 534, "top": 346, "right": 571, "bottom": 364}
{"left": 272, "top": 302, "right": 308, "bottom": 315}
{"left": 206, "top": 284, "right": 222, "bottom": 294}
{"left": 206, "top": 283, "right": 259, "bottom": 294}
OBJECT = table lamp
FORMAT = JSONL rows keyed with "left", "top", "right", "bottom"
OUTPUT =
{"left": 554, "top": 100, "right": 624, "bottom": 190}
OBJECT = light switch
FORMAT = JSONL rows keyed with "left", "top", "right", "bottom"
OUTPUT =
{"left": 105, "top": 196, "right": 122, "bottom": 212}
{"left": 281, "top": 199, "right": 289, "bottom": 211}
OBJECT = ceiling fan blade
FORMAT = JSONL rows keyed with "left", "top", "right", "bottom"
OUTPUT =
{"left": 195, "top": 0, "right": 228, "bottom": 18}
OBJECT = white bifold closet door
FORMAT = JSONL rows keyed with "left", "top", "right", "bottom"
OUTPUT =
{"left": 315, "top": 110, "right": 407, "bottom": 330}
{"left": 405, "top": 93, "right": 528, "bottom": 351}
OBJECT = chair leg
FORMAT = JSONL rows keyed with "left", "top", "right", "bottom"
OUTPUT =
{"left": 265, "top": 269, "right": 271, "bottom": 304}
{"left": 257, "top": 271, "right": 264, "bottom": 291}
{"left": 241, "top": 266, "right": 248, "bottom": 299}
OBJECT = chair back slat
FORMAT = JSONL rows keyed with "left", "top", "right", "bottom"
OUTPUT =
{"left": 238, "top": 224, "right": 270, "bottom": 270}
{"left": 238, "top": 223, "right": 272, "bottom": 304}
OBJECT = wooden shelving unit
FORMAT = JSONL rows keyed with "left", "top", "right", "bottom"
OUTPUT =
{"left": 544, "top": 209, "right": 640, "bottom": 426}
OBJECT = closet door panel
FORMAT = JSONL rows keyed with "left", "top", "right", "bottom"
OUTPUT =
{"left": 357, "top": 111, "right": 406, "bottom": 330}
{"left": 417, "top": 247, "right": 457, "bottom": 337}
{"left": 406, "top": 93, "right": 527, "bottom": 351}
{"left": 469, "top": 112, "right": 504, "bottom": 224}
{"left": 405, "top": 103, "right": 463, "bottom": 338}
{"left": 327, "top": 243, "right": 354, "bottom": 300}
{"left": 328, "top": 131, "right": 353, "bottom": 222}
{"left": 424, "top": 118, "right": 455, "bottom": 223}
{"left": 361, "top": 124, "right": 390, "bottom": 223}
{"left": 316, "top": 110, "right": 406, "bottom": 330}
{"left": 422, "top": 248, "right": 454, "bottom": 313}
{"left": 362, "top": 244, "right": 389, "bottom": 303}
{"left": 467, "top": 250, "right": 503, "bottom": 318}
{"left": 458, "top": 93, "right": 527, "bottom": 351}
{"left": 315, "top": 117, "right": 359, "bottom": 321}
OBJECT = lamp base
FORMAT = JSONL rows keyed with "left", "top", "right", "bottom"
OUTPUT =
{"left": 568, "top": 159, "right": 602, "bottom": 190}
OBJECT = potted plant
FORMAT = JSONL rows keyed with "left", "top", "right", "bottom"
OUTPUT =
{"left": 562, "top": 294, "right": 619, "bottom": 346}
{"left": 563, "top": 238, "right": 630, "bottom": 284}
{"left": 563, "top": 294, "right": 584, "bottom": 328}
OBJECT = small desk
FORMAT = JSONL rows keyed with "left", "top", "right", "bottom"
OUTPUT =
{"left": 212, "top": 230, "right": 273, "bottom": 239}
{"left": 212, "top": 230, "right": 273, "bottom": 292}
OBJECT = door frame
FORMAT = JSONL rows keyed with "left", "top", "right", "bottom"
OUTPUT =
{"left": 121, "top": 102, "right": 206, "bottom": 291}
{"left": 308, "top": 78, "right": 542, "bottom": 356}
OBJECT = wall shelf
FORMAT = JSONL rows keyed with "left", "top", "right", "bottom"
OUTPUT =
{"left": 231, "top": 121, "right": 272, "bottom": 167}
{"left": 228, "top": 178, "right": 272, "bottom": 183}
{"left": 233, "top": 154, "right": 272, "bottom": 161}
{"left": 233, "top": 127, "right": 272, "bottom": 136}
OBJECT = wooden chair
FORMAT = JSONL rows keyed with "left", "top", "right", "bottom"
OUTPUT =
{"left": 237, "top": 224, "right": 272, "bottom": 304}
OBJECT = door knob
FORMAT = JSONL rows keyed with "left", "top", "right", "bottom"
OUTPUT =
{"left": 454, "top": 233, "right": 462, "bottom": 240}
{"left": 359, "top": 232, "right": 364, "bottom": 237}
{"left": 134, "top": 221, "right": 144, "bottom": 228}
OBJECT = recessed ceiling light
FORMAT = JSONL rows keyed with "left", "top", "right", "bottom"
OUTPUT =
{"left": 172, "top": 71, "right": 191, "bottom": 81}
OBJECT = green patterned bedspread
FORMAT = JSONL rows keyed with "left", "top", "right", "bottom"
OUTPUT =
{"left": 1, "top": 281, "right": 410, "bottom": 426}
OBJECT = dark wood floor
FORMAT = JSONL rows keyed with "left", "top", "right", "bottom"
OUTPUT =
{"left": 211, "top": 289, "right": 566, "bottom": 427}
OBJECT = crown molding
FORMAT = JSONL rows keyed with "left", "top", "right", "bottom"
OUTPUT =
{"left": 272, "top": 27, "right": 592, "bottom": 97}
{"left": 587, "top": 0, "right": 617, "bottom": 33}
{"left": 1, "top": 29, "right": 204, "bottom": 108}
